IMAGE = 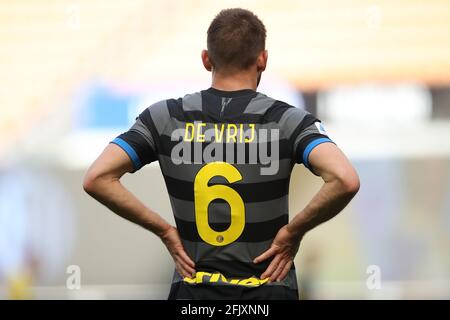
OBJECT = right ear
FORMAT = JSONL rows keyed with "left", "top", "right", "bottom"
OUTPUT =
{"left": 201, "top": 50, "right": 212, "bottom": 72}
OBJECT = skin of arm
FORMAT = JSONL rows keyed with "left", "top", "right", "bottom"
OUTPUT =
{"left": 83, "top": 143, "right": 196, "bottom": 278}
{"left": 254, "top": 142, "right": 360, "bottom": 282}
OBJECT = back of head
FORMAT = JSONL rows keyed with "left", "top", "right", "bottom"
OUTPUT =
{"left": 207, "top": 8, "right": 266, "bottom": 73}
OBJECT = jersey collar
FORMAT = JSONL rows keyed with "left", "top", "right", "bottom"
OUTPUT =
{"left": 206, "top": 87, "right": 256, "bottom": 98}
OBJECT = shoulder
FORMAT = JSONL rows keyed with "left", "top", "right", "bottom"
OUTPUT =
{"left": 137, "top": 98, "right": 177, "bottom": 137}
{"left": 259, "top": 96, "right": 318, "bottom": 141}
{"left": 138, "top": 91, "right": 202, "bottom": 130}
{"left": 181, "top": 92, "right": 202, "bottom": 111}
{"left": 260, "top": 96, "right": 308, "bottom": 123}
{"left": 140, "top": 95, "right": 185, "bottom": 121}
{"left": 144, "top": 91, "right": 203, "bottom": 116}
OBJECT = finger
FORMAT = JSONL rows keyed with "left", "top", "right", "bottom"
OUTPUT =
{"left": 178, "top": 249, "right": 195, "bottom": 268}
{"left": 176, "top": 252, "right": 196, "bottom": 274}
{"left": 260, "top": 255, "right": 281, "bottom": 280}
{"left": 177, "top": 258, "right": 196, "bottom": 277}
{"left": 175, "top": 265, "right": 188, "bottom": 279}
{"left": 175, "top": 263, "right": 187, "bottom": 278}
{"left": 271, "top": 258, "right": 288, "bottom": 282}
{"left": 254, "top": 246, "right": 278, "bottom": 264}
{"left": 277, "top": 260, "right": 293, "bottom": 282}
{"left": 176, "top": 261, "right": 195, "bottom": 278}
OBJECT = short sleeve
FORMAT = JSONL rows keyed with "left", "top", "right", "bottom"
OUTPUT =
{"left": 275, "top": 106, "right": 334, "bottom": 172}
{"left": 291, "top": 114, "right": 334, "bottom": 172}
{"left": 110, "top": 109, "right": 158, "bottom": 172}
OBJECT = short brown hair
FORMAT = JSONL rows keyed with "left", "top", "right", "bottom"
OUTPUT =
{"left": 207, "top": 8, "right": 266, "bottom": 72}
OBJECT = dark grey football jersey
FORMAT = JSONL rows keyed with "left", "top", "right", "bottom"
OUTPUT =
{"left": 112, "top": 87, "right": 333, "bottom": 299}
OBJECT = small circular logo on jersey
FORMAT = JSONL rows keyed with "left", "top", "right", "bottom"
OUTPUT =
{"left": 216, "top": 235, "right": 224, "bottom": 243}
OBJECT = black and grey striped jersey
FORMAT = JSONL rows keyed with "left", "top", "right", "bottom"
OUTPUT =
{"left": 111, "top": 87, "right": 333, "bottom": 300}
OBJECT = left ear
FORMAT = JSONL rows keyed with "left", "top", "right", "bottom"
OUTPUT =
{"left": 201, "top": 50, "right": 213, "bottom": 72}
{"left": 256, "top": 50, "right": 268, "bottom": 72}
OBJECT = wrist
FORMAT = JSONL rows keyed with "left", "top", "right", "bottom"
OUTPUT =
{"left": 286, "top": 223, "right": 307, "bottom": 240}
{"left": 155, "top": 222, "right": 173, "bottom": 239}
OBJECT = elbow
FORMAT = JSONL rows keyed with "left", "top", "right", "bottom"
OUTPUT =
{"left": 83, "top": 170, "right": 101, "bottom": 196}
{"left": 328, "top": 164, "right": 360, "bottom": 197}
{"left": 339, "top": 170, "right": 360, "bottom": 196}
{"left": 82, "top": 175, "right": 95, "bottom": 196}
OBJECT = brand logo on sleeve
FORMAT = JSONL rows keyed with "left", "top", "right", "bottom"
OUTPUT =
{"left": 315, "top": 122, "right": 327, "bottom": 135}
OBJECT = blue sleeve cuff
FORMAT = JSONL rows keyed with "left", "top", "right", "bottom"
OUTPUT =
{"left": 302, "top": 137, "right": 333, "bottom": 170}
{"left": 111, "top": 137, "right": 142, "bottom": 171}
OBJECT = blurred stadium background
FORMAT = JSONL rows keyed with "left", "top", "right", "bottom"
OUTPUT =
{"left": 0, "top": 0, "right": 449, "bottom": 299}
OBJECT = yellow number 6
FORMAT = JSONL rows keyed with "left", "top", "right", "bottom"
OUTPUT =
{"left": 194, "top": 162, "right": 245, "bottom": 246}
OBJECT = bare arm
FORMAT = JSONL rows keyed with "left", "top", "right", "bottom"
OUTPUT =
{"left": 83, "top": 143, "right": 195, "bottom": 278}
{"left": 254, "top": 142, "right": 360, "bottom": 281}
{"left": 287, "top": 142, "right": 360, "bottom": 237}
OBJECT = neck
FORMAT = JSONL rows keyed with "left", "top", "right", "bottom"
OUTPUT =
{"left": 211, "top": 68, "right": 259, "bottom": 91}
